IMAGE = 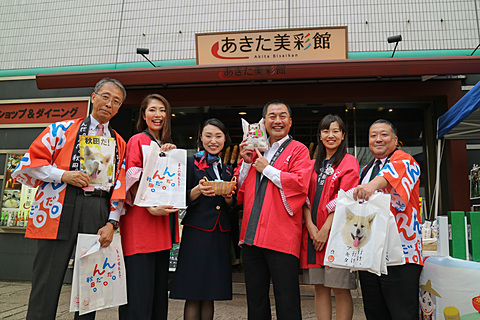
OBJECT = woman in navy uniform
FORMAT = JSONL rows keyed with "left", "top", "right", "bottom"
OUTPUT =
{"left": 170, "top": 118, "right": 236, "bottom": 320}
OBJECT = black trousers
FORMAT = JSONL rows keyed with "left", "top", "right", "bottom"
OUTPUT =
{"left": 119, "top": 250, "right": 170, "bottom": 320}
{"left": 359, "top": 263, "right": 423, "bottom": 320}
{"left": 26, "top": 192, "right": 110, "bottom": 320}
{"left": 242, "top": 245, "right": 302, "bottom": 320}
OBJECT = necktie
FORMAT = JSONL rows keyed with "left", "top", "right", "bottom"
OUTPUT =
{"left": 216, "top": 163, "right": 222, "bottom": 180}
{"left": 96, "top": 124, "right": 104, "bottom": 136}
{"left": 369, "top": 159, "right": 382, "bottom": 182}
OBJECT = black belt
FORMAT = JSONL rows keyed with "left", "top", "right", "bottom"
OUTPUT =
{"left": 82, "top": 189, "right": 111, "bottom": 198}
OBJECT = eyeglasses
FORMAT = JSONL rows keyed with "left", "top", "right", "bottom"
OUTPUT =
{"left": 96, "top": 92, "right": 122, "bottom": 107}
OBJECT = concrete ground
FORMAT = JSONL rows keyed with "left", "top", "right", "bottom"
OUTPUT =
{"left": 0, "top": 280, "right": 367, "bottom": 319}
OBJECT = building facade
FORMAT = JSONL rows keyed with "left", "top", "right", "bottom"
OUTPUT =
{"left": 1, "top": 0, "right": 479, "bottom": 280}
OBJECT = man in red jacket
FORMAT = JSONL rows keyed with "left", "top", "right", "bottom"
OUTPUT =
{"left": 237, "top": 100, "right": 311, "bottom": 320}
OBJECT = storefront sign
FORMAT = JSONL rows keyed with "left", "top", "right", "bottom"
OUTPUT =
{"left": 219, "top": 65, "right": 287, "bottom": 80}
{"left": 0, "top": 98, "right": 89, "bottom": 127}
{"left": 196, "top": 27, "right": 347, "bottom": 65}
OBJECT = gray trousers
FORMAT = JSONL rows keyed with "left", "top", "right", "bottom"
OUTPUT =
{"left": 26, "top": 190, "right": 110, "bottom": 320}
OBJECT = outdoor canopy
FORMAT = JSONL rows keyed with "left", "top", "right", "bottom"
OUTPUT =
{"left": 434, "top": 80, "right": 480, "bottom": 218}
{"left": 437, "top": 81, "right": 480, "bottom": 140}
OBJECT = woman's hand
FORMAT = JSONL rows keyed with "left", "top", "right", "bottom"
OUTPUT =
{"left": 306, "top": 221, "right": 318, "bottom": 241}
{"left": 313, "top": 225, "right": 330, "bottom": 251}
{"left": 146, "top": 205, "right": 180, "bottom": 216}
{"left": 198, "top": 179, "right": 215, "bottom": 197}
{"left": 222, "top": 188, "right": 236, "bottom": 205}
{"left": 160, "top": 143, "right": 177, "bottom": 152}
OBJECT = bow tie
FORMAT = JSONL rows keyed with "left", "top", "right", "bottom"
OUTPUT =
{"left": 206, "top": 153, "right": 220, "bottom": 165}
{"left": 193, "top": 151, "right": 220, "bottom": 165}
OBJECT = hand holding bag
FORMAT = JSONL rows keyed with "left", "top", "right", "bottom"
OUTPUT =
{"left": 134, "top": 142, "right": 187, "bottom": 208}
{"left": 324, "top": 190, "right": 400, "bottom": 275}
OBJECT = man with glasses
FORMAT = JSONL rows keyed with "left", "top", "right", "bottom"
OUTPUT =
{"left": 13, "top": 78, "right": 127, "bottom": 319}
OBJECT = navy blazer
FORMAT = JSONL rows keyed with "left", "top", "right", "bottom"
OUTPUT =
{"left": 181, "top": 157, "right": 235, "bottom": 231}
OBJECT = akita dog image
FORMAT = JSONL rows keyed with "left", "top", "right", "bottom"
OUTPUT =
{"left": 83, "top": 145, "right": 112, "bottom": 184}
{"left": 341, "top": 208, "right": 377, "bottom": 249}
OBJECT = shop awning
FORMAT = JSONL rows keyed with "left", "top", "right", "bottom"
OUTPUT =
{"left": 36, "top": 56, "right": 480, "bottom": 90}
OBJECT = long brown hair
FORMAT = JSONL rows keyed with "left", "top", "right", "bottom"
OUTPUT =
{"left": 136, "top": 94, "right": 173, "bottom": 143}
{"left": 314, "top": 114, "right": 348, "bottom": 174}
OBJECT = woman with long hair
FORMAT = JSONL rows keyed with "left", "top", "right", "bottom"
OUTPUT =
{"left": 300, "top": 114, "right": 359, "bottom": 320}
{"left": 170, "top": 118, "right": 235, "bottom": 320}
{"left": 119, "top": 94, "right": 179, "bottom": 320}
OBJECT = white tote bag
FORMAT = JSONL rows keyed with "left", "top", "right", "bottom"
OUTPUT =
{"left": 324, "top": 190, "right": 392, "bottom": 275}
{"left": 384, "top": 212, "right": 406, "bottom": 267}
{"left": 70, "top": 233, "right": 127, "bottom": 315}
{"left": 134, "top": 142, "right": 187, "bottom": 208}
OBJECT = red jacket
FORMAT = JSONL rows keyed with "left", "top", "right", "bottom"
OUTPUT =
{"left": 300, "top": 154, "right": 359, "bottom": 269}
{"left": 237, "top": 139, "right": 311, "bottom": 258}
{"left": 120, "top": 132, "right": 179, "bottom": 256}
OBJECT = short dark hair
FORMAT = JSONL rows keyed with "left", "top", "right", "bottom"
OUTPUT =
{"left": 262, "top": 100, "right": 292, "bottom": 118}
{"left": 314, "top": 114, "right": 348, "bottom": 173}
{"left": 197, "top": 118, "right": 231, "bottom": 153}
{"left": 369, "top": 119, "right": 397, "bottom": 136}
{"left": 94, "top": 78, "right": 126, "bottom": 102}
{"left": 136, "top": 94, "right": 173, "bottom": 143}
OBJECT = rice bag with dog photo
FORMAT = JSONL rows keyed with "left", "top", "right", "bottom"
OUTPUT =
{"left": 241, "top": 118, "right": 268, "bottom": 152}
{"left": 79, "top": 135, "right": 116, "bottom": 188}
{"left": 324, "top": 190, "right": 391, "bottom": 275}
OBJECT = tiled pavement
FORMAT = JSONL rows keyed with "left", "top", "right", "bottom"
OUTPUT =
{"left": 0, "top": 280, "right": 367, "bottom": 319}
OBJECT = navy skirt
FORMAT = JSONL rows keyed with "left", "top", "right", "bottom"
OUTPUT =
{"left": 169, "top": 225, "right": 232, "bottom": 301}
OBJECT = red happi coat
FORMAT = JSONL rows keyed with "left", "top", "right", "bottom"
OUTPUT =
{"left": 12, "top": 118, "right": 126, "bottom": 240}
{"left": 237, "top": 140, "right": 311, "bottom": 258}
{"left": 120, "top": 132, "right": 179, "bottom": 256}
{"left": 375, "top": 149, "right": 423, "bottom": 266}
{"left": 300, "top": 154, "right": 360, "bottom": 269}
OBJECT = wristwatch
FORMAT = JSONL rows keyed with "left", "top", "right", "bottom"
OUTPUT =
{"left": 107, "top": 219, "right": 119, "bottom": 230}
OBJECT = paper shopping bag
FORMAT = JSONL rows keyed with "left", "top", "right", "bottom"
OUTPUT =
{"left": 70, "top": 233, "right": 127, "bottom": 315}
{"left": 324, "top": 190, "right": 391, "bottom": 275}
{"left": 134, "top": 142, "right": 187, "bottom": 208}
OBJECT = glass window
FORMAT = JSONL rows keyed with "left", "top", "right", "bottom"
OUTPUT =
{"left": 1, "top": 153, "right": 36, "bottom": 228}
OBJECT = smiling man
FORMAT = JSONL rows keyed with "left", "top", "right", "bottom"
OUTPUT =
{"left": 237, "top": 100, "right": 311, "bottom": 320}
{"left": 353, "top": 119, "right": 423, "bottom": 320}
{"left": 12, "top": 78, "right": 127, "bottom": 320}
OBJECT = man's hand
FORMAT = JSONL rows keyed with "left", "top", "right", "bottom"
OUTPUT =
{"left": 353, "top": 176, "right": 388, "bottom": 201}
{"left": 146, "top": 205, "right": 180, "bottom": 216}
{"left": 239, "top": 139, "right": 254, "bottom": 164}
{"left": 97, "top": 223, "right": 114, "bottom": 248}
{"left": 61, "top": 171, "right": 90, "bottom": 188}
{"left": 252, "top": 148, "right": 269, "bottom": 173}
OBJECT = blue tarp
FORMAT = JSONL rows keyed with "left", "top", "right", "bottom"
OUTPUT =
{"left": 437, "top": 81, "right": 480, "bottom": 139}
